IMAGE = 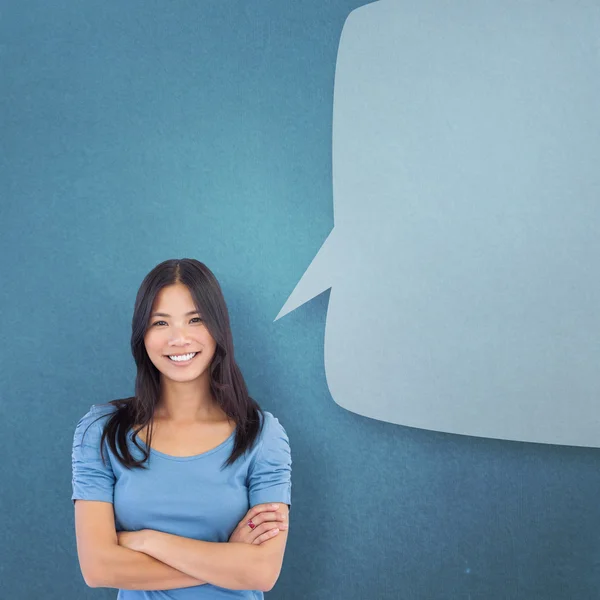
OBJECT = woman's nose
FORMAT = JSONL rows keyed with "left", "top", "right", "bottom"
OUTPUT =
{"left": 168, "top": 326, "right": 190, "bottom": 343}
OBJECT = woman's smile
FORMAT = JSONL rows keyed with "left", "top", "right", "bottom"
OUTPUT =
{"left": 165, "top": 351, "right": 200, "bottom": 365}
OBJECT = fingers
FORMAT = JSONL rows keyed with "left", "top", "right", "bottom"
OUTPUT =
{"left": 249, "top": 519, "right": 289, "bottom": 545}
{"left": 229, "top": 506, "right": 289, "bottom": 545}
{"left": 230, "top": 503, "right": 289, "bottom": 544}
{"left": 252, "top": 527, "right": 281, "bottom": 545}
{"left": 249, "top": 511, "right": 287, "bottom": 529}
{"left": 247, "top": 504, "right": 288, "bottom": 527}
{"left": 231, "top": 504, "right": 280, "bottom": 537}
{"left": 245, "top": 503, "right": 281, "bottom": 521}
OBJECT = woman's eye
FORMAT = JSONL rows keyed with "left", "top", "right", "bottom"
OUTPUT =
{"left": 151, "top": 318, "right": 202, "bottom": 327}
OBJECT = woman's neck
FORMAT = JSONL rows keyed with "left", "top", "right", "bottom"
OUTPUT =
{"left": 156, "top": 378, "right": 222, "bottom": 424}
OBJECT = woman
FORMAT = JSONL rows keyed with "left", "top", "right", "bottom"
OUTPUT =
{"left": 72, "top": 258, "right": 292, "bottom": 598}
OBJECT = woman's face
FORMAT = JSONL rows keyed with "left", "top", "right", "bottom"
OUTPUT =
{"left": 144, "top": 283, "right": 217, "bottom": 383}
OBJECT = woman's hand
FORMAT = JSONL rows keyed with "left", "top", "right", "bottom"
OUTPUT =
{"left": 228, "top": 503, "right": 289, "bottom": 545}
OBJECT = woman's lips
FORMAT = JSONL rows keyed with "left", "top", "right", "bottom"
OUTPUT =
{"left": 164, "top": 352, "right": 199, "bottom": 366}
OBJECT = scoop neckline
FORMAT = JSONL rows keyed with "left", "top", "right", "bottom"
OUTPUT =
{"left": 134, "top": 429, "right": 236, "bottom": 462}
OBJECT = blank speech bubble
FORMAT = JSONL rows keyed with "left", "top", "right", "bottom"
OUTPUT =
{"left": 275, "top": 0, "right": 600, "bottom": 447}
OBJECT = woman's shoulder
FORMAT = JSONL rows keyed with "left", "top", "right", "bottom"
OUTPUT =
{"left": 248, "top": 409, "right": 292, "bottom": 481}
{"left": 258, "top": 409, "right": 285, "bottom": 432}
{"left": 93, "top": 402, "right": 120, "bottom": 416}
{"left": 73, "top": 402, "right": 119, "bottom": 444}
{"left": 256, "top": 410, "right": 291, "bottom": 449}
{"left": 79, "top": 402, "right": 119, "bottom": 424}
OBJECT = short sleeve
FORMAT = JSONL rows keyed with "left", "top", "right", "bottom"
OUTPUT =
{"left": 71, "top": 405, "right": 116, "bottom": 504}
{"left": 248, "top": 413, "right": 292, "bottom": 508}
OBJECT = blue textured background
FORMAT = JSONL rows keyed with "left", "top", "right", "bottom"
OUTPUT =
{"left": 1, "top": 1, "right": 599, "bottom": 598}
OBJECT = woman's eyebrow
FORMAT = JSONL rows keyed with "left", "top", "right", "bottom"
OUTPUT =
{"left": 151, "top": 311, "right": 200, "bottom": 317}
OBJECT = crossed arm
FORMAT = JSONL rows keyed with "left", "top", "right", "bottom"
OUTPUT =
{"left": 75, "top": 500, "right": 289, "bottom": 592}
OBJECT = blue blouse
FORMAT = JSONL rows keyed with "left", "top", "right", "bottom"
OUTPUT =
{"left": 71, "top": 403, "right": 292, "bottom": 599}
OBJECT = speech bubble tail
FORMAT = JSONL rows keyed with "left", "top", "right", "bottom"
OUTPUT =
{"left": 274, "top": 229, "right": 337, "bottom": 321}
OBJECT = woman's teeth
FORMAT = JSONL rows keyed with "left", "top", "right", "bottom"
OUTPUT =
{"left": 168, "top": 352, "right": 197, "bottom": 362}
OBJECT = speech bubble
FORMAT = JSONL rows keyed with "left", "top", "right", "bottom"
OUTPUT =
{"left": 275, "top": 0, "right": 600, "bottom": 446}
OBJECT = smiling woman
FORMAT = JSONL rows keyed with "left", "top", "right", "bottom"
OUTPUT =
{"left": 144, "top": 284, "right": 218, "bottom": 385}
{"left": 71, "top": 258, "right": 292, "bottom": 598}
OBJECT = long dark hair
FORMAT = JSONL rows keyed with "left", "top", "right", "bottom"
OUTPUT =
{"left": 91, "top": 258, "right": 264, "bottom": 470}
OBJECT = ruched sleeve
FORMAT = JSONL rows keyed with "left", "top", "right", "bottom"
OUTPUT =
{"left": 248, "top": 412, "right": 292, "bottom": 508}
{"left": 71, "top": 405, "right": 115, "bottom": 504}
